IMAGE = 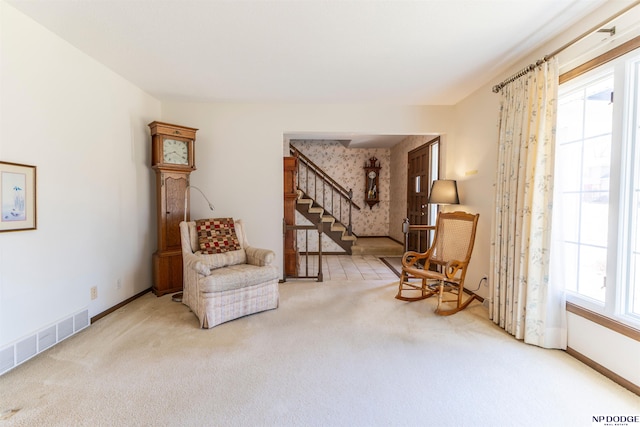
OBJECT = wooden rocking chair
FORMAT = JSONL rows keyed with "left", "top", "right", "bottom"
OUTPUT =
{"left": 396, "top": 211, "right": 479, "bottom": 315}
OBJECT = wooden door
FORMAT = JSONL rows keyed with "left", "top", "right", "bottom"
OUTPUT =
{"left": 406, "top": 138, "right": 439, "bottom": 252}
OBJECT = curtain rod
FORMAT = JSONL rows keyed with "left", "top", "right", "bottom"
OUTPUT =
{"left": 492, "top": 0, "right": 640, "bottom": 93}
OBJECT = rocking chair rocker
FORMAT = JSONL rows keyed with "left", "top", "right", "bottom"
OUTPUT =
{"left": 396, "top": 211, "right": 479, "bottom": 315}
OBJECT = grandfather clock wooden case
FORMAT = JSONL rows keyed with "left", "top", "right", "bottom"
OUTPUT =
{"left": 149, "top": 121, "right": 198, "bottom": 296}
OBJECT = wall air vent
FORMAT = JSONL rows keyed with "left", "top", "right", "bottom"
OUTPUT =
{"left": 58, "top": 317, "right": 74, "bottom": 341}
{"left": 0, "top": 347, "right": 15, "bottom": 374}
{"left": 16, "top": 335, "right": 37, "bottom": 364}
{"left": 0, "top": 308, "right": 90, "bottom": 376}
{"left": 74, "top": 310, "right": 89, "bottom": 331}
{"left": 38, "top": 326, "right": 56, "bottom": 352}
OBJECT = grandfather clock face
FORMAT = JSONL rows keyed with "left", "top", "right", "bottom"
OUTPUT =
{"left": 149, "top": 121, "right": 197, "bottom": 169}
{"left": 163, "top": 139, "right": 189, "bottom": 165}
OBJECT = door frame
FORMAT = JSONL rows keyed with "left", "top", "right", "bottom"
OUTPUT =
{"left": 406, "top": 137, "right": 440, "bottom": 252}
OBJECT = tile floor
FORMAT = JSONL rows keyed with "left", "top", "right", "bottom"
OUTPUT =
{"left": 292, "top": 254, "right": 399, "bottom": 281}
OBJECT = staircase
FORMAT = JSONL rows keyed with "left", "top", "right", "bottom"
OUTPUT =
{"left": 296, "top": 190, "right": 357, "bottom": 254}
{"left": 290, "top": 145, "right": 361, "bottom": 255}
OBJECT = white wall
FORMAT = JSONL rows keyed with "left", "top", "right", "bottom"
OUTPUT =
{"left": 0, "top": 2, "right": 160, "bottom": 347}
{"left": 449, "top": 88, "right": 500, "bottom": 301}
{"left": 160, "top": 102, "right": 454, "bottom": 273}
{"left": 568, "top": 314, "right": 640, "bottom": 385}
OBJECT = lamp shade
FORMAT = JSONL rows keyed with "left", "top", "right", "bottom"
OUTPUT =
{"left": 428, "top": 180, "right": 459, "bottom": 204}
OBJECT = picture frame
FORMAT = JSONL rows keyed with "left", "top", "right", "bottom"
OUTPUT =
{"left": 0, "top": 161, "right": 37, "bottom": 232}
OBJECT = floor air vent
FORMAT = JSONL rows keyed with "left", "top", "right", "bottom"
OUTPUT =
{"left": 0, "top": 308, "right": 89, "bottom": 376}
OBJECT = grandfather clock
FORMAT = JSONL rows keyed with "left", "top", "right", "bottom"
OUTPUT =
{"left": 149, "top": 121, "right": 198, "bottom": 296}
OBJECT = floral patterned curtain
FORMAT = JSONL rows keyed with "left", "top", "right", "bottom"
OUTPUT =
{"left": 490, "top": 57, "right": 567, "bottom": 349}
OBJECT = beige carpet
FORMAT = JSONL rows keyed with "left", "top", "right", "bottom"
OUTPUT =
{"left": 1, "top": 279, "right": 638, "bottom": 426}
{"left": 350, "top": 237, "right": 404, "bottom": 256}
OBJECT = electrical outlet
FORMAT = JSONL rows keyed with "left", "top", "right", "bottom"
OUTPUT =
{"left": 90, "top": 286, "right": 98, "bottom": 300}
{"left": 116, "top": 278, "right": 122, "bottom": 290}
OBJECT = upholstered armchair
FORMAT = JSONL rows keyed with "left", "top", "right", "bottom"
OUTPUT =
{"left": 179, "top": 218, "right": 279, "bottom": 328}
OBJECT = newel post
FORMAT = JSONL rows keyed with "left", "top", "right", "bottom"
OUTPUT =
{"left": 402, "top": 218, "right": 410, "bottom": 252}
{"left": 347, "top": 188, "right": 353, "bottom": 236}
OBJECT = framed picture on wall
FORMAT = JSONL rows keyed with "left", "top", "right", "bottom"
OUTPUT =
{"left": 0, "top": 161, "right": 37, "bottom": 232}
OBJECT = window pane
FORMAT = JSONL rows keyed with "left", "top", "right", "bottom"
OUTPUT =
{"left": 557, "top": 141, "right": 582, "bottom": 191}
{"left": 563, "top": 242, "right": 579, "bottom": 293}
{"left": 554, "top": 69, "right": 613, "bottom": 305}
{"left": 429, "top": 141, "right": 439, "bottom": 226}
{"left": 561, "top": 193, "right": 580, "bottom": 242}
{"left": 627, "top": 60, "right": 640, "bottom": 318}
{"left": 430, "top": 143, "right": 439, "bottom": 181}
{"left": 579, "top": 196, "right": 609, "bottom": 247}
{"left": 630, "top": 252, "right": 640, "bottom": 316}
{"left": 582, "top": 135, "right": 611, "bottom": 193}
{"left": 577, "top": 245, "right": 607, "bottom": 303}
{"left": 584, "top": 79, "right": 613, "bottom": 138}
{"left": 557, "top": 91, "right": 585, "bottom": 144}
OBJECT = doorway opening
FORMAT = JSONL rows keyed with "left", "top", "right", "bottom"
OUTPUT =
{"left": 406, "top": 137, "right": 440, "bottom": 253}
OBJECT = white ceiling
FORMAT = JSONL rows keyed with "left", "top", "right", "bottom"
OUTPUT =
{"left": 7, "top": 0, "right": 608, "bottom": 146}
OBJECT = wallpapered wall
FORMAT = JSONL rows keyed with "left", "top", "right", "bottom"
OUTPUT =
{"left": 291, "top": 140, "right": 391, "bottom": 252}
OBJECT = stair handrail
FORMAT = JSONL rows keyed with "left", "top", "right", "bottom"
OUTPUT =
{"left": 290, "top": 146, "right": 361, "bottom": 211}
{"left": 290, "top": 145, "right": 360, "bottom": 239}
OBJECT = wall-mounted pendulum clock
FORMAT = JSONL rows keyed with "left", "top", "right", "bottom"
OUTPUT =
{"left": 149, "top": 121, "right": 198, "bottom": 296}
{"left": 364, "top": 156, "right": 381, "bottom": 209}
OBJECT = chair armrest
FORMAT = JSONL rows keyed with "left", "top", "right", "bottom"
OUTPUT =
{"left": 401, "top": 249, "right": 432, "bottom": 268}
{"left": 183, "top": 251, "right": 212, "bottom": 277}
{"left": 444, "top": 260, "right": 466, "bottom": 280}
{"left": 245, "top": 246, "right": 275, "bottom": 266}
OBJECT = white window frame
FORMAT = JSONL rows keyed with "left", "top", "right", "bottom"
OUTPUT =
{"left": 558, "top": 41, "right": 640, "bottom": 332}
{"left": 619, "top": 55, "right": 640, "bottom": 323}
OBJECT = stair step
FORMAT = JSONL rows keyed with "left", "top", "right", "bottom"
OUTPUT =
{"left": 295, "top": 189, "right": 355, "bottom": 254}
